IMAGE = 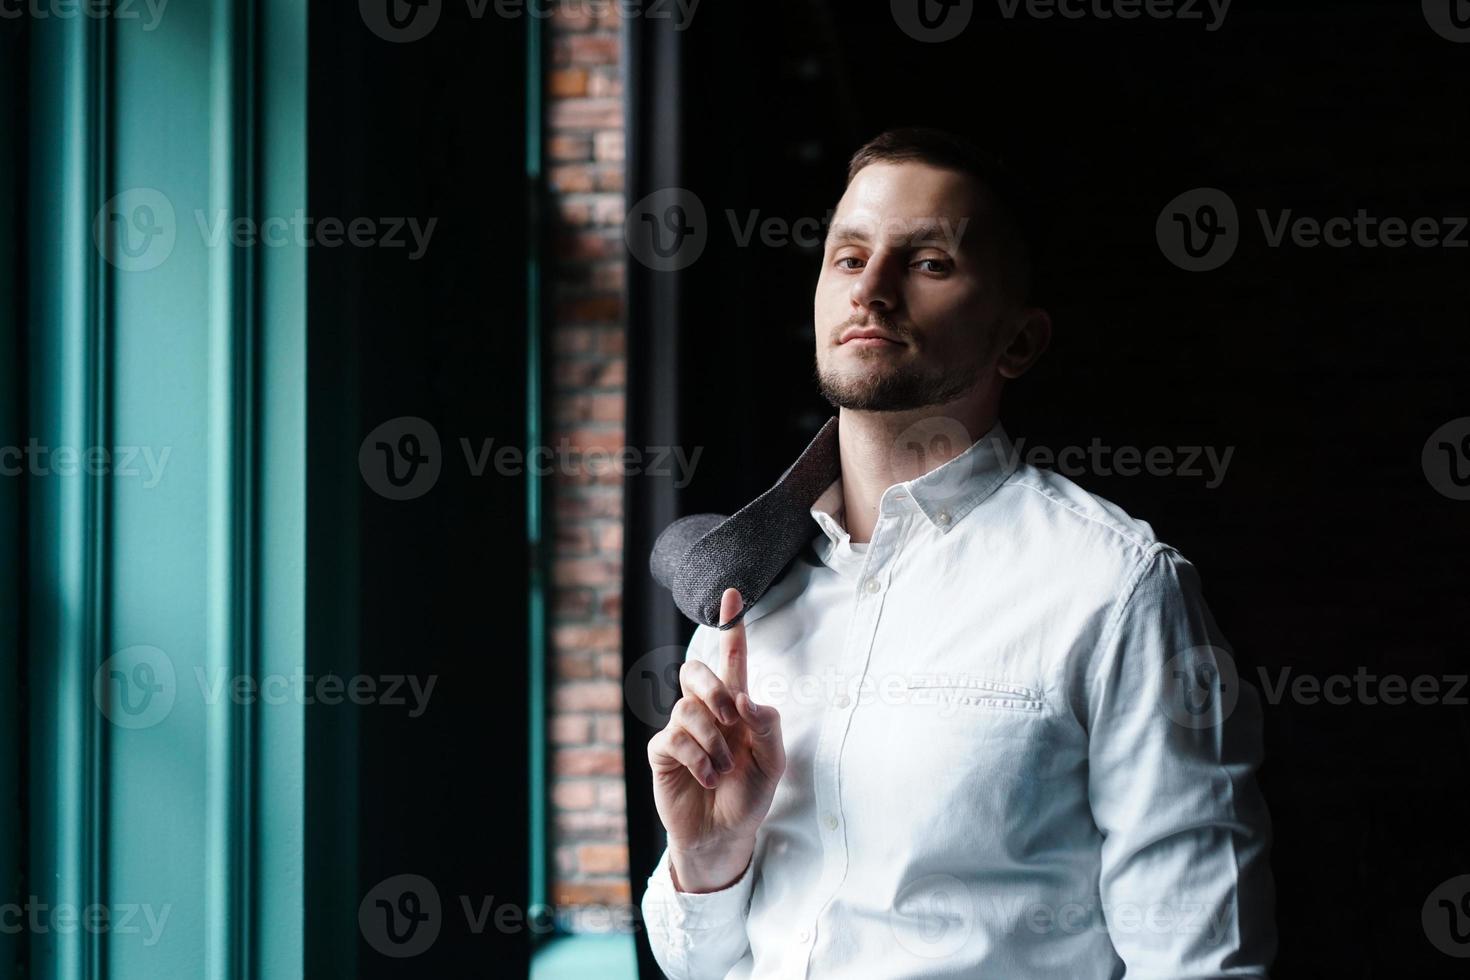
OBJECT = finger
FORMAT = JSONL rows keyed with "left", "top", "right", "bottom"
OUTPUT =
{"left": 678, "top": 659, "right": 738, "bottom": 726}
{"left": 647, "top": 726, "right": 720, "bottom": 789}
{"left": 718, "top": 587, "right": 749, "bottom": 697}
{"left": 735, "top": 691, "right": 785, "bottom": 774}
{"left": 671, "top": 697, "right": 735, "bottom": 774}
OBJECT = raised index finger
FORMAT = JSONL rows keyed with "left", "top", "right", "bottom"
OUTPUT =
{"left": 717, "top": 587, "right": 748, "bottom": 696}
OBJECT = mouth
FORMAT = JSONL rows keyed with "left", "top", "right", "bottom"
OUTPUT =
{"left": 838, "top": 326, "right": 905, "bottom": 347}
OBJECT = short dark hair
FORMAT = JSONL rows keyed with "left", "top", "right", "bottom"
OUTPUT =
{"left": 845, "top": 127, "right": 1042, "bottom": 306}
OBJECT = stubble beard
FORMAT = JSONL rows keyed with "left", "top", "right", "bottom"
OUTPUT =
{"left": 814, "top": 343, "right": 981, "bottom": 412}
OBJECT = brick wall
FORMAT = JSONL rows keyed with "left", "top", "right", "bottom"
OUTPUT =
{"left": 544, "top": 4, "right": 630, "bottom": 927}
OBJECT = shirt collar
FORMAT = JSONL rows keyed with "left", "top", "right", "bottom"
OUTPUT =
{"left": 808, "top": 421, "right": 1018, "bottom": 546}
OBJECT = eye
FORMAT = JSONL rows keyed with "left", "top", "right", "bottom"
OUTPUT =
{"left": 912, "top": 257, "right": 950, "bottom": 274}
{"left": 836, "top": 256, "right": 865, "bottom": 270}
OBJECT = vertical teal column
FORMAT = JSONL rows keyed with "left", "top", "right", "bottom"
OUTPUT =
{"left": 27, "top": 0, "right": 307, "bottom": 977}
{"left": 255, "top": 0, "right": 309, "bottom": 974}
{"left": 27, "top": 11, "right": 108, "bottom": 980}
{"left": 106, "top": 0, "right": 230, "bottom": 973}
{"left": 0, "top": 17, "right": 24, "bottom": 980}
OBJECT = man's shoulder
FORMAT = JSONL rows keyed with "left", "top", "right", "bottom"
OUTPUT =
{"left": 995, "top": 460, "right": 1181, "bottom": 574}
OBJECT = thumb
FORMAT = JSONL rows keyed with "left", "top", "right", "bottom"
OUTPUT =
{"left": 735, "top": 692, "right": 784, "bottom": 773}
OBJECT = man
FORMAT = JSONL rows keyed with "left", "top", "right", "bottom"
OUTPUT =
{"left": 640, "top": 127, "right": 1275, "bottom": 978}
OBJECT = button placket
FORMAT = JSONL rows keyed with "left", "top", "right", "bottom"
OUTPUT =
{"left": 798, "top": 513, "right": 908, "bottom": 978}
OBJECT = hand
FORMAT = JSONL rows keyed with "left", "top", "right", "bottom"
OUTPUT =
{"left": 647, "top": 588, "right": 786, "bottom": 893}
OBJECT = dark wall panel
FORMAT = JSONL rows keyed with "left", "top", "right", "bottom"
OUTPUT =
{"left": 308, "top": 5, "right": 532, "bottom": 977}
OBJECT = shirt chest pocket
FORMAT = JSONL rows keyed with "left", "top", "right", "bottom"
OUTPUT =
{"left": 884, "top": 676, "right": 1054, "bottom": 775}
{"left": 902, "top": 676, "right": 1045, "bottom": 715}
{"left": 854, "top": 675, "right": 1061, "bottom": 835}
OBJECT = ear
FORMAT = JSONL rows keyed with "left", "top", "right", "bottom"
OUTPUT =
{"left": 996, "top": 306, "right": 1052, "bottom": 380}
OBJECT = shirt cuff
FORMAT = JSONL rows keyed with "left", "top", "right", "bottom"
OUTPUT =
{"left": 644, "top": 846, "right": 756, "bottom": 933}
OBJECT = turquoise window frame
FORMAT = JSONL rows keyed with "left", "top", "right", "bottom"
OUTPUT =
{"left": 24, "top": 1, "right": 306, "bottom": 977}
{"left": 15, "top": 3, "right": 560, "bottom": 977}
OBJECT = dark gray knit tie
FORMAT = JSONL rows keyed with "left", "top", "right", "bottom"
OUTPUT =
{"left": 650, "top": 415, "right": 841, "bottom": 629}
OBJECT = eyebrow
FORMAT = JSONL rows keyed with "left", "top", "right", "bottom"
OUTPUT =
{"left": 825, "top": 220, "right": 966, "bottom": 251}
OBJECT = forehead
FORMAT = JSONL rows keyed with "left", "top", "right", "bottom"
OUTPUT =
{"left": 829, "top": 161, "right": 990, "bottom": 248}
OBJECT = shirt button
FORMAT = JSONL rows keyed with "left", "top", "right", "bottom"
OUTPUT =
{"left": 823, "top": 813, "right": 838, "bottom": 830}
{"left": 935, "top": 510, "right": 951, "bottom": 527}
{"left": 863, "top": 577, "right": 880, "bottom": 594}
{"left": 834, "top": 694, "right": 851, "bottom": 708}
{"left": 797, "top": 928, "right": 811, "bottom": 943}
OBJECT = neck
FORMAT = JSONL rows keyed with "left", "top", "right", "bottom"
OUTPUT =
{"left": 835, "top": 388, "right": 997, "bottom": 543}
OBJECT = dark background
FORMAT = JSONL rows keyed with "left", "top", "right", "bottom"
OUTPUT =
{"left": 307, "top": 4, "right": 532, "bottom": 977}
{"left": 4, "top": 1, "right": 1465, "bottom": 978}
{"left": 623, "top": 1, "right": 1470, "bottom": 977}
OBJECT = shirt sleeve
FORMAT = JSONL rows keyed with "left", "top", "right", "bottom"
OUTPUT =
{"left": 641, "top": 842, "right": 757, "bottom": 980}
{"left": 1084, "top": 544, "right": 1276, "bottom": 978}
{"left": 639, "top": 624, "right": 758, "bottom": 980}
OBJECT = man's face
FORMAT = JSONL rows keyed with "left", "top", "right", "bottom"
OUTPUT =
{"left": 813, "top": 161, "right": 1013, "bottom": 412}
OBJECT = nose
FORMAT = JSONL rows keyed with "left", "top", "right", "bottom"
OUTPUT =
{"left": 849, "top": 248, "right": 902, "bottom": 315}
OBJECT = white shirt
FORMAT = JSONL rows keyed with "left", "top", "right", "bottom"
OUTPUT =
{"left": 641, "top": 422, "right": 1275, "bottom": 979}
